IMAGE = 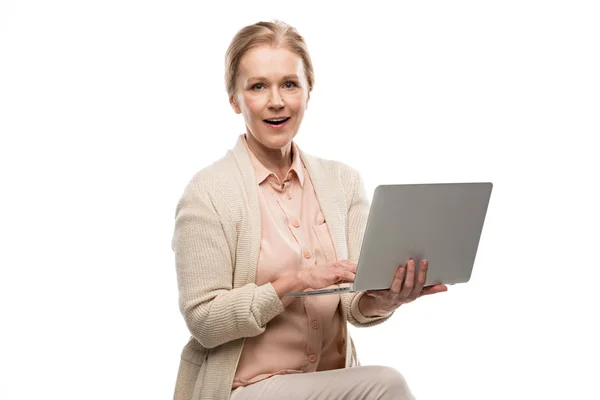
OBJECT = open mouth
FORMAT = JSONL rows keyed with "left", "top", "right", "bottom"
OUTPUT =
{"left": 263, "top": 117, "right": 290, "bottom": 126}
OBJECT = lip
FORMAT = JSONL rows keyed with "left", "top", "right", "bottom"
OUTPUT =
{"left": 263, "top": 116, "right": 290, "bottom": 121}
{"left": 263, "top": 117, "right": 290, "bottom": 130}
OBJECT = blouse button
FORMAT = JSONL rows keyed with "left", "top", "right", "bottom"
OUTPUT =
{"left": 304, "top": 250, "right": 311, "bottom": 259}
{"left": 308, "top": 354, "right": 317, "bottom": 363}
{"left": 311, "top": 320, "right": 320, "bottom": 330}
{"left": 292, "top": 220, "right": 300, "bottom": 228}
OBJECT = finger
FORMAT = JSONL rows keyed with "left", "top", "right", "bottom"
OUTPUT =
{"left": 390, "top": 265, "right": 405, "bottom": 294}
{"left": 419, "top": 284, "right": 448, "bottom": 297}
{"left": 427, "top": 284, "right": 447, "bottom": 291}
{"left": 339, "top": 270, "right": 355, "bottom": 283}
{"left": 347, "top": 261, "right": 358, "bottom": 273}
{"left": 339, "top": 260, "right": 358, "bottom": 273}
{"left": 409, "top": 259, "right": 428, "bottom": 299}
{"left": 399, "top": 259, "right": 415, "bottom": 298}
{"left": 335, "top": 262, "right": 356, "bottom": 278}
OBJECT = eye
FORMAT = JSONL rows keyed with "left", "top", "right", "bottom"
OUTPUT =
{"left": 283, "top": 81, "right": 298, "bottom": 89}
{"left": 251, "top": 83, "right": 265, "bottom": 91}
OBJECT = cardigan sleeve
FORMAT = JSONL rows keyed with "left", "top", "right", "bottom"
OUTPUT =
{"left": 341, "top": 167, "right": 394, "bottom": 327}
{"left": 172, "top": 178, "right": 284, "bottom": 349}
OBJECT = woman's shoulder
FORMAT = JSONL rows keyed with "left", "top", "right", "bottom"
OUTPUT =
{"left": 189, "top": 151, "right": 236, "bottom": 181}
{"left": 180, "top": 151, "right": 243, "bottom": 200}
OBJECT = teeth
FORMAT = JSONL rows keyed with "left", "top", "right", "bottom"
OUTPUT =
{"left": 267, "top": 118, "right": 287, "bottom": 122}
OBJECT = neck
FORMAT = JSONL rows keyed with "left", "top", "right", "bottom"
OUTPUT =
{"left": 245, "top": 133, "right": 293, "bottom": 179}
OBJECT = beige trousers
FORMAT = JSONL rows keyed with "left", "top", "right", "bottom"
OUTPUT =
{"left": 229, "top": 365, "right": 416, "bottom": 400}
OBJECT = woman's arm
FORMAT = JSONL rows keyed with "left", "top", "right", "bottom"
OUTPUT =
{"left": 173, "top": 178, "right": 285, "bottom": 349}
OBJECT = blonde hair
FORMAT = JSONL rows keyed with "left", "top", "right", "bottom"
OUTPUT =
{"left": 225, "top": 20, "right": 314, "bottom": 98}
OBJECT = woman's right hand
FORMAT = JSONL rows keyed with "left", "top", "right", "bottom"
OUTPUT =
{"left": 297, "top": 260, "right": 357, "bottom": 291}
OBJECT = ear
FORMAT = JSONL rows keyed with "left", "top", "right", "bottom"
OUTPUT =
{"left": 229, "top": 95, "right": 242, "bottom": 114}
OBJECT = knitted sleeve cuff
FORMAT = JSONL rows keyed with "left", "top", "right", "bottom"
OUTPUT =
{"left": 350, "top": 291, "right": 394, "bottom": 325}
{"left": 252, "top": 283, "right": 285, "bottom": 327}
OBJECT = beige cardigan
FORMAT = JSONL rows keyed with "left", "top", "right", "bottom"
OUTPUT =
{"left": 172, "top": 135, "right": 393, "bottom": 400}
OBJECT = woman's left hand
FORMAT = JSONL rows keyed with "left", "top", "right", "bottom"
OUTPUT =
{"left": 364, "top": 259, "right": 448, "bottom": 314}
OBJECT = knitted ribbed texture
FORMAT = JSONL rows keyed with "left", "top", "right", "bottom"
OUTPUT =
{"left": 172, "top": 135, "right": 393, "bottom": 400}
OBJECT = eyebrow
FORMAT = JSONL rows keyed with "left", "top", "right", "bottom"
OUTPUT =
{"left": 247, "top": 75, "right": 300, "bottom": 82}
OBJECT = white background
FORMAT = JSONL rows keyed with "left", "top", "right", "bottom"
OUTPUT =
{"left": 1, "top": 1, "right": 598, "bottom": 399}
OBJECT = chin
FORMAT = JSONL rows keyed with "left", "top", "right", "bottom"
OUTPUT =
{"left": 254, "top": 130, "right": 297, "bottom": 150}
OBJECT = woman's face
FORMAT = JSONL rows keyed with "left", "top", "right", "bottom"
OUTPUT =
{"left": 230, "top": 45, "right": 310, "bottom": 150}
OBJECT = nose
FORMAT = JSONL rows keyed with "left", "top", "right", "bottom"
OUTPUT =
{"left": 267, "top": 88, "right": 285, "bottom": 110}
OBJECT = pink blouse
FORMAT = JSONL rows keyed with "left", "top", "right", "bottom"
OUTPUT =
{"left": 232, "top": 136, "right": 346, "bottom": 389}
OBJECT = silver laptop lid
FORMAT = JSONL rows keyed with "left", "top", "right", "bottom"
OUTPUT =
{"left": 353, "top": 182, "right": 493, "bottom": 291}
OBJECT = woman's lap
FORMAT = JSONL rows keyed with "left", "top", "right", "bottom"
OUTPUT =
{"left": 230, "top": 365, "right": 415, "bottom": 400}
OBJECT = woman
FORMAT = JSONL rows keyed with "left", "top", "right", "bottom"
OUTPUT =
{"left": 172, "top": 20, "right": 447, "bottom": 400}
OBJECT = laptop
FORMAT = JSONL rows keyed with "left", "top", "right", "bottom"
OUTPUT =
{"left": 284, "top": 182, "right": 493, "bottom": 297}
